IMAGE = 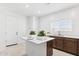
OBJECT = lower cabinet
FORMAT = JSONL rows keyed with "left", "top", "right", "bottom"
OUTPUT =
{"left": 53, "top": 39, "right": 56, "bottom": 48}
{"left": 55, "top": 37, "right": 64, "bottom": 50}
{"left": 50, "top": 36, "right": 78, "bottom": 55}
{"left": 63, "top": 38, "right": 77, "bottom": 55}
{"left": 47, "top": 40, "right": 53, "bottom": 56}
{"left": 77, "top": 40, "right": 79, "bottom": 55}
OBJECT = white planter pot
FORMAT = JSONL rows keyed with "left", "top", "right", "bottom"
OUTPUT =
{"left": 30, "top": 35, "right": 36, "bottom": 39}
{"left": 37, "top": 36, "right": 46, "bottom": 40}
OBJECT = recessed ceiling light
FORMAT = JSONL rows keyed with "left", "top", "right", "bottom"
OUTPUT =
{"left": 25, "top": 4, "right": 30, "bottom": 8}
{"left": 38, "top": 10, "right": 41, "bottom": 14}
{"left": 46, "top": 3, "right": 51, "bottom": 5}
{"left": 70, "top": 10, "right": 75, "bottom": 17}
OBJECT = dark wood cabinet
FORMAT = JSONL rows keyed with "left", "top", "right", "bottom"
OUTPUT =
{"left": 49, "top": 36, "right": 63, "bottom": 50}
{"left": 63, "top": 38, "right": 77, "bottom": 55}
{"left": 77, "top": 40, "right": 79, "bottom": 55}
{"left": 47, "top": 40, "right": 53, "bottom": 56}
{"left": 49, "top": 36, "right": 78, "bottom": 55}
{"left": 53, "top": 39, "right": 56, "bottom": 48}
{"left": 55, "top": 37, "right": 64, "bottom": 50}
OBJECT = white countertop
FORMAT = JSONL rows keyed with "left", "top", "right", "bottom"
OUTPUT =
{"left": 63, "top": 36, "right": 79, "bottom": 39}
{"left": 22, "top": 36, "right": 54, "bottom": 44}
{"left": 48, "top": 34, "right": 79, "bottom": 39}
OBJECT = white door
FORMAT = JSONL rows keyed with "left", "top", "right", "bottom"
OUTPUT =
{"left": 0, "top": 15, "right": 6, "bottom": 49}
{"left": 17, "top": 17, "right": 26, "bottom": 43}
{"left": 6, "top": 16, "right": 18, "bottom": 45}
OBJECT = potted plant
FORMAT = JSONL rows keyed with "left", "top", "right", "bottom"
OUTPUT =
{"left": 37, "top": 30, "right": 46, "bottom": 36}
{"left": 37, "top": 30, "right": 46, "bottom": 40}
{"left": 29, "top": 31, "right": 36, "bottom": 39}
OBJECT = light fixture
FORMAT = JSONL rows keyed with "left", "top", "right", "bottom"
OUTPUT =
{"left": 46, "top": 3, "right": 51, "bottom": 5}
{"left": 70, "top": 10, "right": 75, "bottom": 17}
{"left": 38, "top": 10, "right": 41, "bottom": 14}
{"left": 25, "top": 4, "right": 30, "bottom": 8}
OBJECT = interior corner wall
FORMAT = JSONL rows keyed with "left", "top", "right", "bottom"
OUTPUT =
{"left": 26, "top": 16, "right": 40, "bottom": 35}
{"left": 39, "top": 6, "right": 79, "bottom": 36}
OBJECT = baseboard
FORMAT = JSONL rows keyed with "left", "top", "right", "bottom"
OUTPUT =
{"left": 6, "top": 43, "right": 18, "bottom": 47}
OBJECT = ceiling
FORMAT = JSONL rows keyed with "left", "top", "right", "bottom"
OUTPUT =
{"left": 0, "top": 3, "right": 79, "bottom": 16}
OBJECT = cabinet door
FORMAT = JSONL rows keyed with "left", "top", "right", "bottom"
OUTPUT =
{"left": 6, "top": 16, "right": 18, "bottom": 46}
{"left": 0, "top": 15, "right": 6, "bottom": 49}
{"left": 64, "top": 38, "right": 77, "bottom": 54}
{"left": 56, "top": 37, "right": 64, "bottom": 50}
{"left": 77, "top": 40, "right": 79, "bottom": 55}
{"left": 53, "top": 39, "right": 56, "bottom": 48}
{"left": 47, "top": 40, "right": 53, "bottom": 56}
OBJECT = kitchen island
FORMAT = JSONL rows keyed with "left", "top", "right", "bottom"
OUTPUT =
{"left": 22, "top": 36, "right": 54, "bottom": 56}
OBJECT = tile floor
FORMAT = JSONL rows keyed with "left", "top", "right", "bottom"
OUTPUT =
{"left": 53, "top": 49, "right": 74, "bottom": 56}
{"left": 0, "top": 43, "right": 26, "bottom": 56}
{"left": 0, "top": 43, "right": 75, "bottom": 56}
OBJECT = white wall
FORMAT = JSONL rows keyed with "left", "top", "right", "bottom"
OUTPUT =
{"left": 39, "top": 6, "right": 79, "bottom": 36}
{"left": 26, "top": 16, "right": 40, "bottom": 35}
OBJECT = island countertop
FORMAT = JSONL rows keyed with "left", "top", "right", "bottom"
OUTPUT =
{"left": 22, "top": 36, "right": 54, "bottom": 44}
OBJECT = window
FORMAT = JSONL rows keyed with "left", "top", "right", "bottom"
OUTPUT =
{"left": 50, "top": 19, "right": 72, "bottom": 31}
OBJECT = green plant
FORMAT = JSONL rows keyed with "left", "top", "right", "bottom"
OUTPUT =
{"left": 37, "top": 30, "right": 46, "bottom": 36}
{"left": 29, "top": 31, "right": 36, "bottom": 35}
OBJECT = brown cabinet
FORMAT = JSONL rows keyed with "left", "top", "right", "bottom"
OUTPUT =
{"left": 77, "top": 40, "right": 79, "bottom": 55}
{"left": 53, "top": 39, "right": 56, "bottom": 48}
{"left": 55, "top": 37, "right": 64, "bottom": 50}
{"left": 63, "top": 38, "right": 77, "bottom": 55}
{"left": 49, "top": 36, "right": 78, "bottom": 55}
{"left": 47, "top": 40, "right": 53, "bottom": 56}
{"left": 50, "top": 36, "right": 63, "bottom": 50}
